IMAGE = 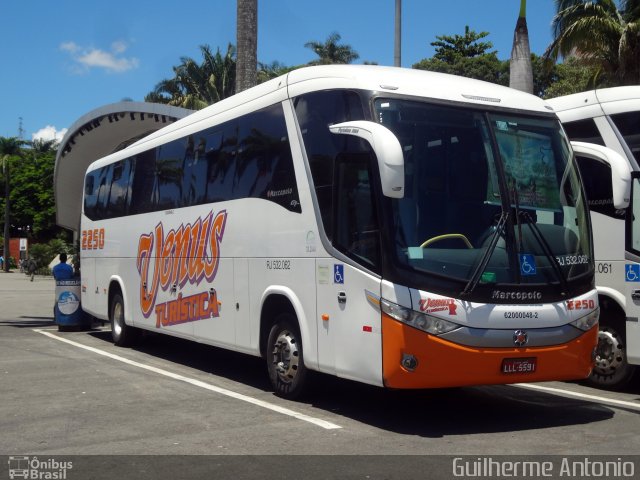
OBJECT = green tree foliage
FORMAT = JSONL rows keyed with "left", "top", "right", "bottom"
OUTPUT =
{"left": 145, "top": 44, "right": 237, "bottom": 109}
{"left": 411, "top": 26, "right": 587, "bottom": 99}
{"left": 431, "top": 26, "right": 494, "bottom": 63}
{"left": 10, "top": 148, "right": 58, "bottom": 239}
{"left": 546, "top": 0, "right": 640, "bottom": 86}
{"left": 257, "top": 61, "right": 295, "bottom": 83}
{"left": 0, "top": 138, "right": 61, "bottom": 249}
{"left": 413, "top": 26, "right": 509, "bottom": 85}
{"left": 305, "top": 32, "right": 360, "bottom": 65}
{"left": 1, "top": 137, "right": 25, "bottom": 271}
{"left": 542, "top": 57, "right": 599, "bottom": 98}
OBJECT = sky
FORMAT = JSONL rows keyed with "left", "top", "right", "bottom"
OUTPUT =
{"left": 1, "top": 0, "right": 558, "bottom": 142}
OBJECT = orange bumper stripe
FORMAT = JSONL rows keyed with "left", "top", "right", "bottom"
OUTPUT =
{"left": 382, "top": 313, "right": 597, "bottom": 389}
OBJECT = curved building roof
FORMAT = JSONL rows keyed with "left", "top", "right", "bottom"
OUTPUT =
{"left": 54, "top": 102, "right": 193, "bottom": 231}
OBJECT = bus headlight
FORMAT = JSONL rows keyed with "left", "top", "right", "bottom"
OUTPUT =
{"left": 381, "top": 298, "right": 460, "bottom": 336}
{"left": 570, "top": 307, "right": 600, "bottom": 331}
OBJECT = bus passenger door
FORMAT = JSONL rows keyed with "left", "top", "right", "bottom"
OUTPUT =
{"left": 625, "top": 172, "right": 640, "bottom": 366}
{"left": 316, "top": 157, "right": 384, "bottom": 386}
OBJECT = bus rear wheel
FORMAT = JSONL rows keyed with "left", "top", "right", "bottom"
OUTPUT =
{"left": 588, "top": 323, "right": 637, "bottom": 390}
{"left": 110, "top": 292, "right": 138, "bottom": 347}
{"left": 266, "top": 314, "right": 308, "bottom": 399}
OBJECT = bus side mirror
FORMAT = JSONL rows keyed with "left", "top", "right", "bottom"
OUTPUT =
{"left": 329, "top": 121, "right": 405, "bottom": 198}
{"left": 571, "top": 141, "right": 632, "bottom": 210}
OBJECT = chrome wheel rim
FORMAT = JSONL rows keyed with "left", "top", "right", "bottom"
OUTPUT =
{"left": 271, "top": 329, "right": 299, "bottom": 384}
{"left": 594, "top": 328, "right": 625, "bottom": 375}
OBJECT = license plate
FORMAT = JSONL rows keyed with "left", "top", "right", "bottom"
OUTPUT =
{"left": 502, "top": 357, "right": 537, "bottom": 374}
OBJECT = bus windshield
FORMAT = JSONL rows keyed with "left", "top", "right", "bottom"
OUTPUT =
{"left": 375, "top": 98, "right": 592, "bottom": 288}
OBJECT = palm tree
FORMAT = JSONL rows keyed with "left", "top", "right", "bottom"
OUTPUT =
{"left": 545, "top": 0, "right": 640, "bottom": 86}
{"left": 146, "top": 44, "right": 236, "bottom": 109}
{"left": 31, "top": 138, "right": 58, "bottom": 154}
{"left": 305, "top": 32, "right": 360, "bottom": 65}
{"left": 236, "top": 0, "right": 258, "bottom": 92}
{"left": 1, "top": 137, "right": 25, "bottom": 272}
{"left": 510, "top": 0, "right": 534, "bottom": 93}
{"left": 257, "top": 61, "right": 293, "bottom": 83}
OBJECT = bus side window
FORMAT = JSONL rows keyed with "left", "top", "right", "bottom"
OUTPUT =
{"left": 182, "top": 134, "right": 208, "bottom": 207}
{"left": 562, "top": 118, "right": 605, "bottom": 146}
{"left": 294, "top": 90, "right": 366, "bottom": 238}
{"left": 235, "top": 104, "right": 301, "bottom": 212}
{"left": 84, "top": 172, "right": 98, "bottom": 220}
{"left": 205, "top": 125, "right": 237, "bottom": 203}
{"left": 333, "top": 155, "right": 381, "bottom": 272}
{"left": 611, "top": 111, "right": 640, "bottom": 163}
{"left": 107, "top": 158, "right": 133, "bottom": 218}
{"left": 575, "top": 154, "right": 622, "bottom": 218}
{"left": 129, "top": 149, "right": 158, "bottom": 215}
{"left": 95, "top": 164, "right": 114, "bottom": 220}
{"left": 156, "top": 139, "right": 185, "bottom": 210}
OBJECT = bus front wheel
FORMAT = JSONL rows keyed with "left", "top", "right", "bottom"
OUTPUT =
{"left": 588, "top": 322, "right": 637, "bottom": 390}
{"left": 266, "top": 314, "right": 308, "bottom": 399}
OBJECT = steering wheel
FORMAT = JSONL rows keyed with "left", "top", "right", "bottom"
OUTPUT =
{"left": 420, "top": 233, "right": 473, "bottom": 249}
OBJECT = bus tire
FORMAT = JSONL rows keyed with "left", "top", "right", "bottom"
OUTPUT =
{"left": 588, "top": 321, "right": 637, "bottom": 390}
{"left": 110, "top": 292, "right": 138, "bottom": 347}
{"left": 266, "top": 313, "right": 308, "bottom": 399}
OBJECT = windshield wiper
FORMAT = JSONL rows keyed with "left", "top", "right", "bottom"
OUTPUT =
{"left": 519, "top": 210, "right": 569, "bottom": 296}
{"left": 460, "top": 211, "right": 508, "bottom": 298}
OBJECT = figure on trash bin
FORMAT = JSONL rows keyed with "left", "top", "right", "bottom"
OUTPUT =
{"left": 52, "top": 252, "right": 74, "bottom": 280}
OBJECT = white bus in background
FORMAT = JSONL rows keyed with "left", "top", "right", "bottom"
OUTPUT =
{"left": 80, "top": 65, "right": 601, "bottom": 399}
{"left": 549, "top": 87, "right": 640, "bottom": 389}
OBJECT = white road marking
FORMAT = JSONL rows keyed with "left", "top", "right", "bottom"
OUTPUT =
{"left": 34, "top": 329, "right": 342, "bottom": 430}
{"left": 514, "top": 383, "right": 640, "bottom": 412}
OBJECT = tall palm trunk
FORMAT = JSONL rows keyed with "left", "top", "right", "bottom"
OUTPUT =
{"left": 509, "top": 0, "right": 534, "bottom": 94}
{"left": 236, "top": 0, "right": 258, "bottom": 92}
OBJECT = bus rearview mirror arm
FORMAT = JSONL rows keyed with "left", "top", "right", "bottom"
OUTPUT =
{"left": 571, "top": 141, "right": 632, "bottom": 210}
{"left": 329, "top": 121, "right": 405, "bottom": 199}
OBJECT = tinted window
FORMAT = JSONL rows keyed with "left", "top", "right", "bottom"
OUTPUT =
{"left": 629, "top": 177, "right": 640, "bottom": 255}
{"left": 129, "top": 149, "right": 157, "bottom": 215}
{"left": 205, "top": 125, "right": 238, "bottom": 203}
{"left": 294, "top": 90, "right": 366, "bottom": 237}
{"left": 156, "top": 140, "right": 185, "bottom": 210}
{"left": 107, "top": 158, "right": 133, "bottom": 217}
{"left": 84, "top": 103, "right": 300, "bottom": 219}
{"left": 95, "top": 164, "right": 113, "bottom": 220}
{"left": 182, "top": 134, "right": 209, "bottom": 206}
{"left": 562, "top": 118, "right": 605, "bottom": 146}
{"left": 83, "top": 171, "right": 99, "bottom": 220}
{"left": 611, "top": 111, "right": 640, "bottom": 163}
{"left": 575, "top": 155, "right": 622, "bottom": 218}
{"left": 334, "top": 157, "right": 380, "bottom": 271}
{"left": 236, "top": 104, "right": 301, "bottom": 212}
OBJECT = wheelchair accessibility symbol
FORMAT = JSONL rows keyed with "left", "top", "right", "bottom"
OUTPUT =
{"left": 519, "top": 254, "right": 537, "bottom": 276}
{"left": 625, "top": 264, "right": 640, "bottom": 282}
{"left": 334, "top": 264, "right": 344, "bottom": 284}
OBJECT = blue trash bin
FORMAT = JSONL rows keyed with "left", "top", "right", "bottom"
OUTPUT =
{"left": 55, "top": 279, "right": 90, "bottom": 329}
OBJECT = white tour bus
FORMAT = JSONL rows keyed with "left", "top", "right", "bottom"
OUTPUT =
{"left": 81, "top": 65, "right": 601, "bottom": 398}
{"left": 549, "top": 87, "right": 640, "bottom": 389}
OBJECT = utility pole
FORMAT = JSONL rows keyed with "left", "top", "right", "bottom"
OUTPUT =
{"left": 394, "top": 0, "right": 402, "bottom": 67}
{"left": 18, "top": 117, "right": 24, "bottom": 140}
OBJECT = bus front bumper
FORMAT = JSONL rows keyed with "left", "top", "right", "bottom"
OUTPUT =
{"left": 382, "top": 314, "right": 598, "bottom": 389}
